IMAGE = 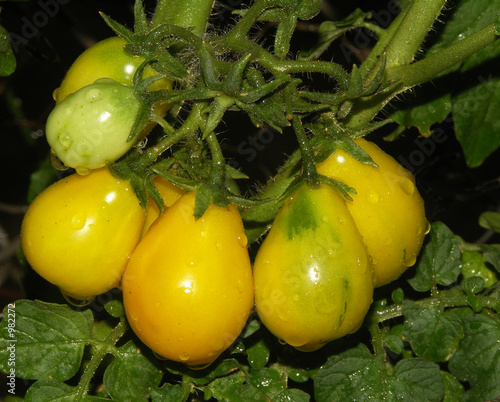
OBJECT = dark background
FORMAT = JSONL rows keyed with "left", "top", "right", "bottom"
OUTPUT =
{"left": 1, "top": 0, "right": 500, "bottom": 306}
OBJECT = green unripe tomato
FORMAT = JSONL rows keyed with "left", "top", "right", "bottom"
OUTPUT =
{"left": 46, "top": 80, "right": 142, "bottom": 171}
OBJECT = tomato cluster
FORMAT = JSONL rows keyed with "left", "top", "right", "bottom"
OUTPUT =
{"left": 253, "top": 138, "right": 428, "bottom": 350}
{"left": 21, "top": 36, "right": 428, "bottom": 368}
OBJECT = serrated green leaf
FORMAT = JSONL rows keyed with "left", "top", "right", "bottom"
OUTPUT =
{"left": 0, "top": 300, "right": 93, "bottom": 381}
{"left": 104, "top": 299, "right": 125, "bottom": 318}
{"left": 448, "top": 314, "right": 500, "bottom": 401}
{"left": 103, "top": 340, "right": 163, "bottom": 400}
{"left": 479, "top": 211, "right": 500, "bottom": 233}
{"left": 313, "top": 343, "right": 383, "bottom": 401}
{"left": 452, "top": 77, "right": 500, "bottom": 167}
{"left": 99, "top": 12, "right": 134, "bottom": 42}
{"left": 25, "top": 379, "right": 108, "bottom": 401}
{"left": 387, "top": 358, "right": 444, "bottom": 401}
{"left": 461, "top": 276, "right": 485, "bottom": 295}
{"left": 246, "top": 339, "right": 270, "bottom": 369}
{"left": 402, "top": 301, "right": 464, "bottom": 362}
{"left": 408, "top": 222, "right": 462, "bottom": 292}
{"left": 151, "top": 383, "right": 184, "bottom": 402}
{"left": 390, "top": 90, "right": 452, "bottom": 137}
{"left": 203, "top": 370, "right": 267, "bottom": 402}
{"left": 314, "top": 343, "right": 444, "bottom": 401}
{"left": 188, "top": 358, "right": 241, "bottom": 386}
{"left": 440, "top": 371, "right": 465, "bottom": 402}
{"left": 0, "top": 25, "right": 16, "bottom": 77}
{"left": 246, "top": 366, "right": 293, "bottom": 401}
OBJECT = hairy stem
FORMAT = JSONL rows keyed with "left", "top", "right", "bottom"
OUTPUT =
{"left": 151, "top": 0, "right": 215, "bottom": 35}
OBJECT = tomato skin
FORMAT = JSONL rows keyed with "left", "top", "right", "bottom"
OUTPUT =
{"left": 316, "top": 138, "right": 428, "bottom": 288}
{"left": 253, "top": 183, "right": 373, "bottom": 351}
{"left": 122, "top": 191, "right": 254, "bottom": 368}
{"left": 53, "top": 36, "right": 171, "bottom": 103}
{"left": 20, "top": 168, "right": 145, "bottom": 300}
{"left": 46, "top": 80, "right": 142, "bottom": 171}
{"left": 141, "top": 176, "right": 186, "bottom": 237}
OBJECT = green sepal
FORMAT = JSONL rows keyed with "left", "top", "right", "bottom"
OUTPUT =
{"left": 222, "top": 53, "right": 253, "bottom": 94}
{"left": 99, "top": 12, "right": 135, "bottom": 42}
{"left": 133, "top": 0, "right": 149, "bottom": 35}
{"left": 144, "top": 174, "right": 166, "bottom": 213}
{"left": 347, "top": 64, "right": 363, "bottom": 99}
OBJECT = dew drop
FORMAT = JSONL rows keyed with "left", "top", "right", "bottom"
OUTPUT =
{"left": 76, "top": 167, "right": 91, "bottom": 176}
{"left": 367, "top": 191, "right": 379, "bottom": 204}
{"left": 61, "top": 290, "right": 94, "bottom": 307}
{"left": 178, "top": 352, "right": 190, "bottom": 362}
{"left": 58, "top": 133, "right": 72, "bottom": 148}
{"left": 85, "top": 88, "right": 102, "bottom": 103}
{"left": 71, "top": 213, "right": 87, "bottom": 230}
{"left": 278, "top": 338, "right": 287, "bottom": 345}
{"left": 293, "top": 294, "right": 300, "bottom": 302}
{"left": 403, "top": 254, "right": 417, "bottom": 267}
{"left": 187, "top": 362, "right": 212, "bottom": 370}
{"left": 424, "top": 220, "right": 431, "bottom": 235}
{"left": 399, "top": 177, "right": 415, "bottom": 196}
{"left": 52, "top": 87, "right": 61, "bottom": 102}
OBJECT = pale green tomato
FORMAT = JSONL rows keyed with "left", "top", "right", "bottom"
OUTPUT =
{"left": 46, "top": 80, "right": 142, "bottom": 171}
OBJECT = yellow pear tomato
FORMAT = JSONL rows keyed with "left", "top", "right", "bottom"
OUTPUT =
{"left": 21, "top": 168, "right": 145, "bottom": 301}
{"left": 122, "top": 191, "right": 254, "bottom": 368}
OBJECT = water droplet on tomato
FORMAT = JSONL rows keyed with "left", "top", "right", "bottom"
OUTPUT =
{"left": 85, "top": 88, "right": 102, "bottom": 103}
{"left": 52, "top": 87, "right": 61, "bottom": 102}
{"left": 403, "top": 254, "right": 417, "bottom": 267}
{"left": 61, "top": 290, "right": 94, "bottom": 307}
{"left": 424, "top": 220, "right": 431, "bottom": 235}
{"left": 399, "top": 177, "right": 415, "bottom": 195}
{"left": 293, "top": 294, "right": 300, "bottom": 302}
{"left": 178, "top": 352, "right": 190, "bottom": 361}
{"left": 76, "top": 167, "right": 90, "bottom": 176}
{"left": 71, "top": 213, "right": 87, "bottom": 230}
{"left": 367, "top": 191, "right": 379, "bottom": 204}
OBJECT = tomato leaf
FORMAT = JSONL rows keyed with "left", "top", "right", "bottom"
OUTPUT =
{"left": 245, "top": 339, "right": 270, "bottom": 369}
{"left": 448, "top": 314, "right": 500, "bottom": 401}
{"left": 440, "top": 371, "right": 465, "bottom": 402}
{"left": 479, "top": 211, "right": 500, "bottom": 233}
{"left": 151, "top": 383, "right": 185, "bottom": 402}
{"left": 24, "top": 379, "right": 108, "bottom": 401}
{"left": 201, "top": 369, "right": 268, "bottom": 401}
{"left": 246, "top": 366, "right": 310, "bottom": 401}
{"left": 103, "top": 340, "right": 163, "bottom": 400}
{"left": 452, "top": 77, "right": 500, "bottom": 167}
{"left": 0, "top": 25, "right": 16, "bottom": 77}
{"left": 0, "top": 300, "right": 93, "bottom": 381}
{"left": 402, "top": 301, "right": 464, "bottom": 362}
{"left": 313, "top": 343, "right": 444, "bottom": 401}
{"left": 407, "top": 222, "right": 462, "bottom": 292}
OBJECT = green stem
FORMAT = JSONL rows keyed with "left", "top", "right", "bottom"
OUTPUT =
{"left": 346, "top": 21, "right": 500, "bottom": 129}
{"left": 383, "top": 0, "right": 446, "bottom": 70}
{"left": 372, "top": 294, "right": 500, "bottom": 324}
{"left": 292, "top": 116, "right": 318, "bottom": 186}
{"left": 387, "top": 22, "right": 500, "bottom": 87}
{"left": 205, "top": 131, "right": 226, "bottom": 184}
{"left": 151, "top": 0, "right": 215, "bottom": 35}
{"left": 77, "top": 320, "right": 128, "bottom": 399}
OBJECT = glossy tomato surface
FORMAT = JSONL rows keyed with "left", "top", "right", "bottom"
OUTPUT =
{"left": 253, "top": 183, "right": 373, "bottom": 351}
{"left": 53, "top": 36, "right": 171, "bottom": 103}
{"left": 122, "top": 191, "right": 254, "bottom": 368}
{"left": 316, "top": 138, "right": 429, "bottom": 287}
{"left": 46, "top": 80, "right": 142, "bottom": 171}
{"left": 141, "top": 176, "right": 186, "bottom": 237}
{"left": 21, "top": 167, "right": 145, "bottom": 300}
